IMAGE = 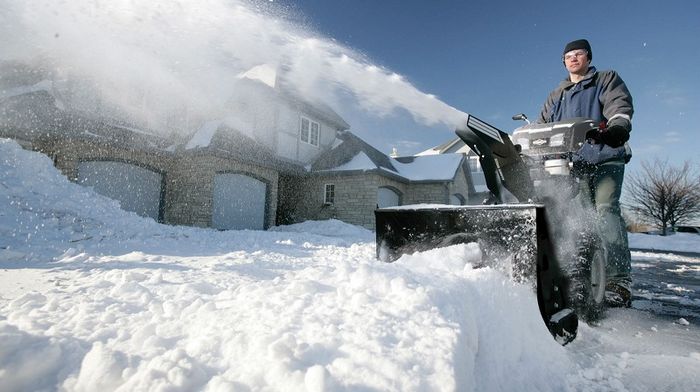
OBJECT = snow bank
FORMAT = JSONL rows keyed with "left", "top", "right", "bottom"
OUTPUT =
{"left": 629, "top": 232, "right": 700, "bottom": 254}
{"left": 271, "top": 219, "right": 374, "bottom": 243}
{"left": 0, "top": 139, "right": 573, "bottom": 390}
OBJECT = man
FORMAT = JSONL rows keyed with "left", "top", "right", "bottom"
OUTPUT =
{"left": 538, "top": 39, "right": 634, "bottom": 307}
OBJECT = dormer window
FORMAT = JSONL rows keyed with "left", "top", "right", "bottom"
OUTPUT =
{"left": 300, "top": 116, "right": 320, "bottom": 147}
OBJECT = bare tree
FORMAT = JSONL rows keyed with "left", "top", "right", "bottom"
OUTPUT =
{"left": 625, "top": 159, "right": 700, "bottom": 235}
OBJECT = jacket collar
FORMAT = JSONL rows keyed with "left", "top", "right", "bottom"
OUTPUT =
{"left": 559, "top": 66, "right": 597, "bottom": 89}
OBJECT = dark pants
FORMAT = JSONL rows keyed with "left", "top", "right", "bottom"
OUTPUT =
{"left": 582, "top": 160, "right": 631, "bottom": 288}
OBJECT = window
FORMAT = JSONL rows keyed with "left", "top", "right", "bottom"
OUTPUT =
{"left": 324, "top": 184, "right": 335, "bottom": 204}
{"left": 300, "top": 116, "right": 320, "bottom": 147}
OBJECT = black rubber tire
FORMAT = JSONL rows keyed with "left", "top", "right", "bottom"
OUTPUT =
{"left": 570, "top": 234, "right": 607, "bottom": 322}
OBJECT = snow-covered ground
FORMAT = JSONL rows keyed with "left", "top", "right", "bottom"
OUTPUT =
{"left": 1, "top": 138, "right": 699, "bottom": 391}
{"left": 629, "top": 232, "right": 700, "bottom": 255}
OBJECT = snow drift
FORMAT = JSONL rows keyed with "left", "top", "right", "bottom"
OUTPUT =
{"left": 0, "top": 139, "right": 572, "bottom": 390}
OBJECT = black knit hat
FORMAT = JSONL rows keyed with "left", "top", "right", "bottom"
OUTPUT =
{"left": 563, "top": 39, "right": 592, "bottom": 61}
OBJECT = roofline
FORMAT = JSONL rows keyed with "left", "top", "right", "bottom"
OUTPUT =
{"left": 313, "top": 163, "right": 462, "bottom": 184}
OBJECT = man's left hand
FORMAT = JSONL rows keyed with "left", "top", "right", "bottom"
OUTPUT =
{"left": 601, "top": 125, "right": 629, "bottom": 148}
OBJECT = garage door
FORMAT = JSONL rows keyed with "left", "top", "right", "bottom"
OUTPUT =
{"left": 212, "top": 173, "right": 267, "bottom": 230}
{"left": 377, "top": 187, "right": 401, "bottom": 208}
{"left": 77, "top": 160, "right": 163, "bottom": 220}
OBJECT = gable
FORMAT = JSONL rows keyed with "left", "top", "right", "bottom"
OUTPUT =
{"left": 311, "top": 131, "right": 464, "bottom": 182}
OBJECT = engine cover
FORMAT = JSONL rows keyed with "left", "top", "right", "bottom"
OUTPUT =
{"left": 512, "top": 118, "right": 597, "bottom": 159}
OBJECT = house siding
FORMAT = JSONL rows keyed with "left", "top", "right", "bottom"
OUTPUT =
{"left": 276, "top": 106, "right": 340, "bottom": 165}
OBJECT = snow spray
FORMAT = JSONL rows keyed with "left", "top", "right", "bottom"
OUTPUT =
{"left": 0, "top": 0, "right": 466, "bottom": 135}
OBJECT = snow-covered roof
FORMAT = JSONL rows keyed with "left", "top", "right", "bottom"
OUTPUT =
{"left": 417, "top": 137, "right": 474, "bottom": 156}
{"left": 237, "top": 64, "right": 277, "bottom": 88}
{"left": 185, "top": 115, "right": 258, "bottom": 150}
{"left": 185, "top": 120, "right": 221, "bottom": 150}
{"left": 391, "top": 154, "right": 463, "bottom": 181}
{"left": 318, "top": 133, "right": 464, "bottom": 182}
{"left": 330, "top": 151, "right": 376, "bottom": 171}
{"left": 0, "top": 79, "right": 54, "bottom": 100}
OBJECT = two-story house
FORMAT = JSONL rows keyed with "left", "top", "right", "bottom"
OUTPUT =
{"left": 1, "top": 60, "right": 474, "bottom": 231}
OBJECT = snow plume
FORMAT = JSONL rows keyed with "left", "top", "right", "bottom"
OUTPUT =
{"left": 0, "top": 0, "right": 466, "bottom": 135}
{"left": 530, "top": 175, "right": 600, "bottom": 276}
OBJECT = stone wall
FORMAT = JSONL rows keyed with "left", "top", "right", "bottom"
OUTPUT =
{"left": 280, "top": 160, "right": 472, "bottom": 230}
{"left": 22, "top": 137, "right": 472, "bottom": 232}
{"left": 37, "top": 138, "right": 174, "bottom": 182}
{"left": 279, "top": 172, "right": 407, "bottom": 229}
{"left": 449, "top": 162, "right": 471, "bottom": 203}
{"left": 403, "top": 182, "right": 449, "bottom": 205}
{"left": 166, "top": 153, "right": 279, "bottom": 228}
{"left": 32, "top": 138, "right": 279, "bottom": 229}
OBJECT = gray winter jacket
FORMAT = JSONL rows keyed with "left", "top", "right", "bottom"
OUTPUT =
{"left": 537, "top": 66, "right": 633, "bottom": 132}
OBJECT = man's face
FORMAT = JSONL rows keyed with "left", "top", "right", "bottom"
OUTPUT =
{"left": 563, "top": 49, "right": 590, "bottom": 75}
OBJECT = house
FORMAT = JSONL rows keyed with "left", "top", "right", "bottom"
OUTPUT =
{"left": 417, "top": 137, "right": 490, "bottom": 204}
{"left": 1, "top": 61, "right": 475, "bottom": 231}
{"left": 278, "top": 131, "right": 473, "bottom": 229}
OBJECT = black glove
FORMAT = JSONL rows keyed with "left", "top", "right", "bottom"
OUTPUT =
{"left": 600, "top": 125, "right": 629, "bottom": 148}
{"left": 585, "top": 128, "right": 602, "bottom": 143}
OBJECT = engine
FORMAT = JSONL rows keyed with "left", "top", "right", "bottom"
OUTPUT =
{"left": 512, "top": 118, "right": 597, "bottom": 176}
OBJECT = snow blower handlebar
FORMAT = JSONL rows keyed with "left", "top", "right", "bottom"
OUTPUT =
{"left": 456, "top": 115, "right": 535, "bottom": 204}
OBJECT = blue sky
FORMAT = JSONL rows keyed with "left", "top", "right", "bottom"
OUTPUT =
{"left": 276, "top": 0, "right": 699, "bottom": 175}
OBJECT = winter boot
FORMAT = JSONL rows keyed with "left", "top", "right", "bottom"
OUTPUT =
{"left": 605, "top": 281, "right": 631, "bottom": 308}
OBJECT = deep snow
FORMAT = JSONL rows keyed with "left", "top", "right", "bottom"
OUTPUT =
{"left": 1, "top": 139, "right": 699, "bottom": 391}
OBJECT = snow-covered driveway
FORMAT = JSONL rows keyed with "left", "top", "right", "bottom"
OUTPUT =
{"left": 2, "top": 139, "right": 699, "bottom": 391}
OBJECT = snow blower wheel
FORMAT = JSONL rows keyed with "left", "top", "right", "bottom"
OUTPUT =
{"left": 571, "top": 234, "right": 607, "bottom": 322}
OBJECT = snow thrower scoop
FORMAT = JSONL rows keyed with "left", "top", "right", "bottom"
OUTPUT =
{"left": 376, "top": 115, "right": 606, "bottom": 345}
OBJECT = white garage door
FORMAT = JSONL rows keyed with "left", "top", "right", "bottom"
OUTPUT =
{"left": 212, "top": 173, "right": 267, "bottom": 230}
{"left": 77, "top": 160, "right": 163, "bottom": 220}
{"left": 377, "top": 187, "right": 400, "bottom": 208}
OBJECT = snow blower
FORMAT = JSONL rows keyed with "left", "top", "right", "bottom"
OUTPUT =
{"left": 376, "top": 115, "right": 610, "bottom": 345}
